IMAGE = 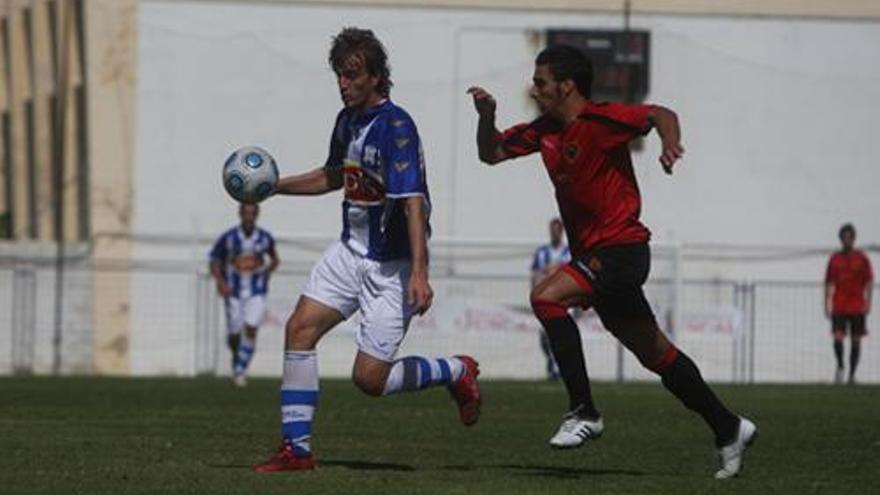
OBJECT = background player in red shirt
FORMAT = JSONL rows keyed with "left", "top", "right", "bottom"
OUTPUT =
{"left": 825, "top": 223, "right": 873, "bottom": 384}
{"left": 468, "top": 44, "right": 755, "bottom": 480}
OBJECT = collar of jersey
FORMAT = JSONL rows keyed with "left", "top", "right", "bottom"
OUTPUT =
{"left": 348, "top": 99, "right": 391, "bottom": 125}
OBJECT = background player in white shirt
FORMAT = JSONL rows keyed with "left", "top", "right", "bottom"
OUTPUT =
{"left": 253, "top": 27, "right": 481, "bottom": 473}
{"left": 209, "top": 203, "right": 278, "bottom": 387}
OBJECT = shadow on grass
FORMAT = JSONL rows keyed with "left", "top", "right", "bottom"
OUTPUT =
{"left": 441, "top": 463, "right": 645, "bottom": 479}
{"left": 321, "top": 459, "right": 416, "bottom": 471}
{"left": 208, "top": 459, "right": 416, "bottom": 472}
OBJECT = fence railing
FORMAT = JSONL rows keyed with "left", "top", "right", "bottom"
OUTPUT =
{"left": 1, "top": 259, "right": 877, "bottom": 383}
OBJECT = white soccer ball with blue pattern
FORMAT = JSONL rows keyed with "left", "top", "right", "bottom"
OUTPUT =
{"left": 222, "top": 146, "right": 279, "bottom": 204}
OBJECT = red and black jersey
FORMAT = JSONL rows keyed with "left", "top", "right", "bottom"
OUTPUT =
{"left": 499, "top": 101, "right": 655, "bottom": 255}
{"left": 826, "top": 249, "right": 873, "bottom": 315}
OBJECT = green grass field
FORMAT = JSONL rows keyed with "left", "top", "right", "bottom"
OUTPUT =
{"left": 1, "top": 377, "right": 877, "bottom": 495}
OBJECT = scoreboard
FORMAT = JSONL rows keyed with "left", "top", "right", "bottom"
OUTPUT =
{"left": 545, "top": 29, "right": 651, "bottom": 103}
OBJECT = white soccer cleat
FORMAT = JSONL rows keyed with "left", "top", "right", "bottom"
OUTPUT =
{"left": 549, "top": 411, "right": 604, "bottom": 449}
{"left": 233, "top": 374, "right": 247, "bottom": 388}
{"left": 715, "top": 417, "right": 757, "bottom": 480}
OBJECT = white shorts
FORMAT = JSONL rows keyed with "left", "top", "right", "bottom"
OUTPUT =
{"left": 225, "top": 295, "right": 267, "bottom": 335}
{"left": 302, "top": 240, "right": 413, "bottom": 362}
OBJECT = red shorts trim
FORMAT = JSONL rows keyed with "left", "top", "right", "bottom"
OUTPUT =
{"left": 648, "top": 345, "right": 679, "bottom": 373}
{"left": 531, "top": 298, "right": 568, "bottom": 320}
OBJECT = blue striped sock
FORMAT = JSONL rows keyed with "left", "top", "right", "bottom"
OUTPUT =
{"left": 382, "top": 356, "right": 465, "bottom": 395}
{"left": 233, "top": 340, "right": 255, "bottom": 375}
{"left": 281, "top": 351, "right": 318, "bottom": 456}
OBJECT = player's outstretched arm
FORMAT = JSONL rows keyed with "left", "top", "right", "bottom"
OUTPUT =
{"left": 648, "top": 105, "right": 684, "bottom": 174}
{"left": 467, "top": 86, "right": 508, "bottom": 165}
{"left": 274, "top": 166, "right": 343, "bottom": 196}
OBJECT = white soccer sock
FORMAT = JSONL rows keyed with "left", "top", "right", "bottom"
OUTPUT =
{"left": 281, "top": 350, "right": 318, "bottom": 456}
{"left": 382, "top": 356, "right": 465, "bottom": 395}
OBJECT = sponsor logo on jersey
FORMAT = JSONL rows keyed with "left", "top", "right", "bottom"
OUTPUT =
{"left": 344, "top": 160, "right": 386, "bottom": 205}
{"left": 233, "top": 253, "right": 261, "bottom": 273}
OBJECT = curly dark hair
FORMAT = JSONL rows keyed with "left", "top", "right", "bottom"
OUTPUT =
{"left": 329, "top": 27, "right": 393, "bottom": 97}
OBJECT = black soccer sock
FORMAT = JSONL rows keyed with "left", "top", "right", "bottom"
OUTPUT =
{"left": 657, "top": 349, "right": 739, "bottom": 446}
{"left": 833, "top": 340, "right": 844, "bottom": 369}
{"left": 849, "top": 341, "right": 861, "bottom": 379}
{"left": 537, "top": 314, "right": 599, "bottom": 417}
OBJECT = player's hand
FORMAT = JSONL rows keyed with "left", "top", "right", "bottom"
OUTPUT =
{"left": 408, "top": 270, "right": 434, "bottom": 316}
{"left": 659, "top": 140, "right": 684, "bottom": 174}
{"left": 216, "top": 281, "right": 232, "bottom": 298}
{"left": 467, "top": 86, "right": 497, "bottom": 118}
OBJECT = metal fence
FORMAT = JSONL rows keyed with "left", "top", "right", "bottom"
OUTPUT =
{"left": 1, "top": 257, "right": 877, "bottom": 383}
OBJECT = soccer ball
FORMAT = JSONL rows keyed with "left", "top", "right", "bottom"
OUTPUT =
{"left": 222, "top": 146, "right": 279, "bottom": 204}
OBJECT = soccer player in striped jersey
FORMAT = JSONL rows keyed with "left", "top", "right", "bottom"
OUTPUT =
{"left": 209, "top": 203, "right": 278, "bottom": 387}
{"left": 468, "top": 44, "right": 755, "bottom": 479}
{"left": 532, "top": 218, "right": 570, "bottom": 380}
{"left": 253, "top": 28, "right": 480, "bottom": 473}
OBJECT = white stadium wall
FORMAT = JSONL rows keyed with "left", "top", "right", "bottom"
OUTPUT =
{"left": 121, "top": 1, "right": 880, "bottom": 378}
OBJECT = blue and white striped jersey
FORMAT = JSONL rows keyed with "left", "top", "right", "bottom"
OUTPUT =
{"left": 325, "top": 100, "right": 430, "bottom": 262}
{"left": 209, "top": 226, "right": 275, "bottom": 298}
{"left": 531, "top": 243, "right": 571, "bottom": 272}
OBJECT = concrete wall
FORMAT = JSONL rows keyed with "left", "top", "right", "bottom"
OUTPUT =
{"left": 116, "top": 1, "right": 880, "bottom": 378}
{"left": 134, "top": 1, "right": 880, "bottom": 275}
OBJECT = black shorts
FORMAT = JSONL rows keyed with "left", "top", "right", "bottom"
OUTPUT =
{"left": 566, "top": 242, "right": 656, "bottom": 324}
{"left": 831, "top": 314, "right": 867, "bottom": 336}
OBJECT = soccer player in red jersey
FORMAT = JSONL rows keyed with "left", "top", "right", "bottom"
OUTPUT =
{"left": 468, "top": 45, "right": 755, "bottom": 479}
{"left": 825, "top": 223, "right": 873, "bottom": 384}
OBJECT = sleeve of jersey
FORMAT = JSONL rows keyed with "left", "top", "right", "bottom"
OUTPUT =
{"left": 209, "top": 234, "right": 226, "bottom": 262}
{"left": 825, "top": 258, "right": 836, "bottom": 284}
{"left": 530, "top": 249, "right": 541, "bottom": 271}
{"left": 499, "top": 122, "right": 542, "bottom": 158}
{"left": 383, "top": 118, "right": 426, "bottom": 198}
{"left": 590, "top": 103, "right": 655, "bottom": 150}
{"left": 323, "top": 110, "right": 347, "bottom": 169}
{"left": 265, "top": 231, "right": 276, "bottom": 252}
{"left": 865, "top": 255, "right": 874, "bottom": 283}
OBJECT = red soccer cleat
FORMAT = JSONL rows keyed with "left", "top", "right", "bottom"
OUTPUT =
{"left": 253, "top": 440, "right": 316, "bottom": 473}
{"left": 448, "top": 355, "right": 481, "bottom": 426}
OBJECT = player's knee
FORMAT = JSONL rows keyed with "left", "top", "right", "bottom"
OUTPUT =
{"left": 530, "top": 293, "right": 567, "bottom": 320}
{"left": 643, "top": 344, "right": 679, "bottom": 374}
{"left": 286, "top": 317, "right": 318, "bottom": 351}
{"left": 352, "top": 371, "right": 385, "bottom": 397}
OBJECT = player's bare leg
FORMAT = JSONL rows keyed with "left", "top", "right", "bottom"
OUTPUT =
{"left": 530, "top": 268, "right": 603, "bottom": 448}
{"left": 227, "top": 334, "right": 240, "bottom": 370}
{"left": 254, "top": 296, "right": 343, "bottom": 473}
{"left": 603, "top": 312, "right": 755, "bottom": 479}
{"left": 833, "top": 330, "right": 846, "bottom": 384}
